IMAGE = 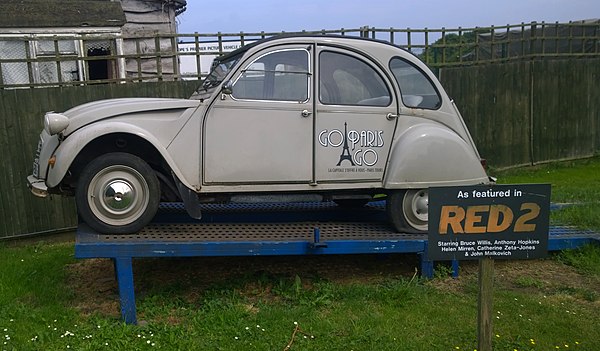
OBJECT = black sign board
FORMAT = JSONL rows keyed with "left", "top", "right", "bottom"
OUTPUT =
{"left": 428, "top": 184, "right": 551, "bottom": 261}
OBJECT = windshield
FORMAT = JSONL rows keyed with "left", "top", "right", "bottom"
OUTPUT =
{"left": 203, "top": 53, "right": 242, "bottom": 89}
{"left": 191, "top": 52, "right": 243, "bottom": 100}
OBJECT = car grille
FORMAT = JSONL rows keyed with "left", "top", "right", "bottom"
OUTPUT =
{"left": 32, "top": 137, "right": 42, "bottom": 178}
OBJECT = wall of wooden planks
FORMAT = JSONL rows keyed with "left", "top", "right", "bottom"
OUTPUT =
{"left": 440, "top": 57, "right": 600, "bottom": 168}
{"left": 0, "top": 81, "right": 198, "bottom": 238}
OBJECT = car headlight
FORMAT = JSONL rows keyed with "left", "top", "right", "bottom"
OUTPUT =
{"left": 44, "top": 112, "right": 69, "bottom": 136}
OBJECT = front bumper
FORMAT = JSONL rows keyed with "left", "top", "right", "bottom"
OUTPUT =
{"left": 27, "top": 175, "right": 49, "bottom": 197}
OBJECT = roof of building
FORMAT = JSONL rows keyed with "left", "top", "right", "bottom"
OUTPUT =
{"left": 0, "top": 0, "right": 127, "bottom": 28}
{"left": 168, "top": 0, "right": 187, "bottom": 10}
{"left": 172, "top": 0, "right": 187, "bottom": 16}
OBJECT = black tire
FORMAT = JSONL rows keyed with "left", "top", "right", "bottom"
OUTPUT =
{"left": 386, "top": 189, "right": 429, "bottom": 234}
{"left": 75, "top": 152, "right": 160, "bottom": 234}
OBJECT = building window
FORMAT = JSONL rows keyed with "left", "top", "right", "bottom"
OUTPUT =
{"left": 37, "top": 39, "right": 79, "bottom": 83}
{"left": 85, "top": 40, "right": 117, "bottom": 81}
{"left": 0, "top": 35, "right": 121, "bottom": 87}
{"left": 0, "top": 40, "right": 29, "bottom": 85}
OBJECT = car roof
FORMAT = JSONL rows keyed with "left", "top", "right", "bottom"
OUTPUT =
{"left": 216, "top": 34, "right": 412, "bottom": 63}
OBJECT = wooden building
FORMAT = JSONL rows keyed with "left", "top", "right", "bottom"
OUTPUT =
{"left": 0, "top": 0, "right": 187, "bottom": 87}
{"left": 120, "top": 0, "right": 187, "bottom": 80}
{"left": 0, "top": 0, "right": 126, "bottom": 86}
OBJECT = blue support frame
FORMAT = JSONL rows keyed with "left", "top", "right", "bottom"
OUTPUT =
{"left": 74, "top": 202, "right": 599, "bottom": 324}
{"left": 113, "top": 258, "right": 137, "bottom": 325}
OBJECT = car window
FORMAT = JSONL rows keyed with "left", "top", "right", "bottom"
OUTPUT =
{"left": 203, "top": 52, "right": 243, "bottom": 89}
{"left": 232, "top": 49, "right": 309, "bottom": 102}
{"left": 319, "top": 51, "right": 391, "bottom": 107}
{"left": 389, "top": 58, "right": 441, "bottom": 109}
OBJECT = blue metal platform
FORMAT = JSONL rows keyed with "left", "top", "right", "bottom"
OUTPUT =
{"left": 74, "top": 201, "right": 600, "bottom": 324}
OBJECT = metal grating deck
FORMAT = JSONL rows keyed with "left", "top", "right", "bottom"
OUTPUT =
{"left": 548, "top": 225, "right": 600, "bottom": 250}
{"left": 75, "top": 201, "right": 600, "bottom": 249}
{"left": 75, "top": 202, "right": 428, "bottom": 260}
{"left": 86, "top": 222, "right": 423, "bottom": 243}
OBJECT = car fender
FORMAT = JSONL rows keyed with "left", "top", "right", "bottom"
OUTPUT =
{"left": 46, "top": 121, "right": 197, "bottom": 191}
{"left": 383, "top": 123, "right": 489, "bottom": 188}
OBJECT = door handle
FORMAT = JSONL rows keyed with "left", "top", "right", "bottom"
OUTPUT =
{"left": 386, "top": 113, "right": 398, "bottom": 120}
{"left": 301, "top": 109, "right": 312, "bottom": 117}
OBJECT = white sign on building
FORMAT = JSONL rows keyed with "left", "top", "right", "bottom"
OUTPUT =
{"left": 178, "top": 40, "right": 255, "bottom": 79}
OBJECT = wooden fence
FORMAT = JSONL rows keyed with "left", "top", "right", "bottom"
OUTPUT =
{"left": 440, "top": 57, "right": 600, "bottom": 168}
{"left": 0, "top": 81, "right": 198, "bottom": 239}
{"left": 1, "top": 21, "right": 598, "bottom": 88}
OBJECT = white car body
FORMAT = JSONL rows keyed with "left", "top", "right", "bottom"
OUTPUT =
{"left": 28, "top": 35, "right": 490, "bottom": 234}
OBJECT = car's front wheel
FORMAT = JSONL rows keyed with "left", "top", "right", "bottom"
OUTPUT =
{"left": 76, "top": 152, "right": 160, "bottom": 234}
{"left": 386, "top": 189, "right": 429, "bottom": 233}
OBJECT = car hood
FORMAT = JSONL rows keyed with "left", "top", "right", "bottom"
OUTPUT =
{"left": 60, "top": 98, "right": 201, "bottom": 136}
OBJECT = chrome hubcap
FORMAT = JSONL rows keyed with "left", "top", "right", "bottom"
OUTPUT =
{"left": 103, "top": 180, "right": 135, "bottom": 211}
{"left": 402, "top": 189, "right": 429, "bottom": 231}
{"left": 87, "top": 165, "right": 149, "bottom": 226}
{"left": 413, "top": 191, "right": 429, "bottom": 221}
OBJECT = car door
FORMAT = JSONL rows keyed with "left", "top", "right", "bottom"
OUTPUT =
{"left": 315, "top": 47, "right": 398, "bottom": 183}
{"left": 203, "top": 45, "right": 313, "bottom": 184}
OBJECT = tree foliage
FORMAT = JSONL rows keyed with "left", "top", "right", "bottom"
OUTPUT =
{"left": 419, "top": 30, "right": 487, "bottom": 65}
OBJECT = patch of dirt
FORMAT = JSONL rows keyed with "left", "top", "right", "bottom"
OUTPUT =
{"left": 66, "top": 254, "right": 420, "bottom": 317}
{"left": 66, "top": 254, "right": 599, "bottom": 319}
{"left": 65, "top": 258, "right": 120, "bottom": 318}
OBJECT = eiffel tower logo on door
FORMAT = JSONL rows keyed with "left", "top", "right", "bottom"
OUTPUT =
{"left": 336, "top": 122, "right": 355, "bottom": 166}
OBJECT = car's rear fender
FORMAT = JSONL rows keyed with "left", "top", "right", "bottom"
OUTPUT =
{"left": 383, "top": 123, "right": 489, "bottom": 188}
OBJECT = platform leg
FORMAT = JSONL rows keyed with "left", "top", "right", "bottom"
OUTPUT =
{"left": 420, "top": 257, "right": 434, "bottom": 278}
{"left": 114, "top": 257, "right": 137, "bottom": 325}
{"left": 419, "top": 242, "right": 434, "bottom": 278}
{"left": 452, "top": 259, "right": 460, "bottom": 278}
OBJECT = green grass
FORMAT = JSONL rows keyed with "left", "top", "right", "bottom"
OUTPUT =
{"left": 495, "top": 156, "right": 600, "bottom": 230}
{"left": 0, "top": 241, "right": 599, "bottom": 350}
{"left": 514, "top": 276, "right": 544, "bottom": 289}
{"left": 557, "top": 244, "right": 600, "bottom": 277}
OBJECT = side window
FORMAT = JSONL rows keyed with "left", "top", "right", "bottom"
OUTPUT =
{"left": 319, "top": 51, "right": 391, "bottom": 106}
{"left": 232, "top": 49, "right": 309, "bottom": 102}
{"left": 389, "top": 58, "right": 441, "bottom": 109}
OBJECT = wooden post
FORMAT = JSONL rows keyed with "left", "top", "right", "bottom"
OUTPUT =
{"left": 478, "top": 257, "right": 494, "bottom": 351}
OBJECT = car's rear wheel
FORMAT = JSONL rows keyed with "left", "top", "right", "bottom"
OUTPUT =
{"left": 387, "top": 189, "right": 429, "bottom": 233}
{"left": 76, "top": 152, "right": 160, "bottom": 234}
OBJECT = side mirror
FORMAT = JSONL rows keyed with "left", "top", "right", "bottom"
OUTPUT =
{"left": 221, "top": 80, "right": 233, "bottom": 95}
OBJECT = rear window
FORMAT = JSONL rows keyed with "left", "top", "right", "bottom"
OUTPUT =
{"left": 389, "top": 58, "right": 441, "bottom": 110}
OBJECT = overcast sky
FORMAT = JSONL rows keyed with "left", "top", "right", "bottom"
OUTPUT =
{"left": 177, "top": 0, "right": 598, "bottom": 34}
